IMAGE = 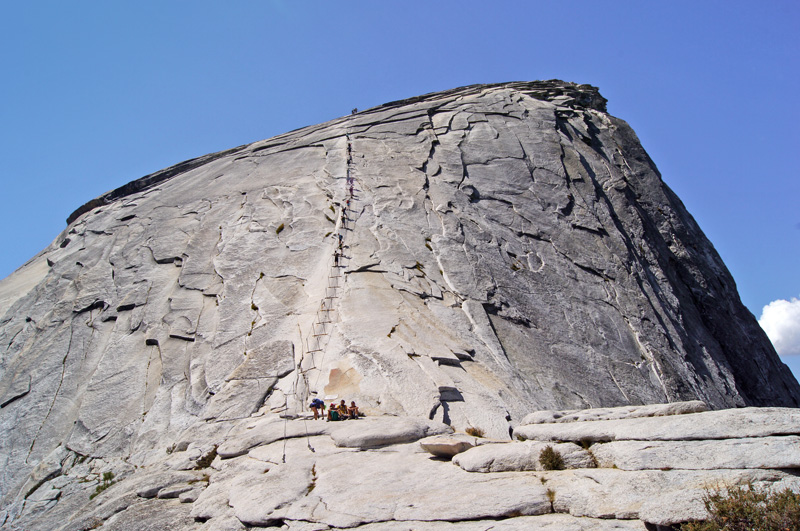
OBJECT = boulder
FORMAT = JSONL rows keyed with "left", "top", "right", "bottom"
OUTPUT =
{"left": 290, "top": 449, "right": 554, "bottom": 526}
{"left": 330, "top": 416, "right": 453, "bottom": 448}
{"left": 216, "top": 417, "right": 330, "bottom": 458}
{"left": 453, "top": 440, "right": 595, "bottom": 472}
{"left": 418, "top": 433, "right": 479, "bottom": 458}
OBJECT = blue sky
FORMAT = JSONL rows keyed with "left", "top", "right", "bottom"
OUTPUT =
{"left": 1, "top": 1, "right": 799, "bottom": 377}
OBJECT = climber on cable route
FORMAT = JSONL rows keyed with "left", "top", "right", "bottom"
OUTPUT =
{"left": 309, "top": 397, "right": 325, "bottom": 420}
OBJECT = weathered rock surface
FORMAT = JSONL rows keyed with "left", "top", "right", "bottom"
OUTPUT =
{"left": 590, "top": 436, "right": 800, "bottom": 470}
{"left": 1, "top": 80, "right": 799, "bottom": 529}
{"left": 521, "top": 399, "right": 709, "bottom": 424}
{"left": 452, "top": 440, "right": 595, "bottom": 472}
{"left": 514, "top": 406, "right": 800, "bottom": 442}
{"left": 329, "top": 416, "right": 452, "bottom": 448}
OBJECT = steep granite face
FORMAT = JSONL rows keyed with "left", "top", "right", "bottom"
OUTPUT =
{"left": 0, "top": 81, "right": 798, "bottom": 525}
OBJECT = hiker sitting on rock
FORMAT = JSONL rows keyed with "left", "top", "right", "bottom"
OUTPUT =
{"left": 337, "top": 400, "right": 349, "bottom": 419}
{"left": 309, "top": 398, "right": 325, "bottom": 420}
{"left": 327, "top": 403, "right": 342, "bottom": 421}
{"left": 347, "top": 401, "right": 360, "bottom": 419}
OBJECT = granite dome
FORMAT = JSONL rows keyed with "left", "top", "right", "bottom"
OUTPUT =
{"left": 1, "top": 80, "right": 798, "bottom": 530}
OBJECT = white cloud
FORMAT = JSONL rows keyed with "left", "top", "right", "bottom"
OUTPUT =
{"left": 759, "top": 297, "right": 800, "bottom": 356}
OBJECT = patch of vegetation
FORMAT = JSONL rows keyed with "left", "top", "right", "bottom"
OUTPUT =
{"left": 276, "top": 223, "right": 285, "bottom": 235}
{"left": 251, "top": 302, "right": 259, "bottom": 311}
{"left": 188, "top": 474, "right": 210, "bottom": 485}
{"left": 586, "top": 449, "right": 599, "bottom": 468}
{"left": 539, "top": 445, "right": 564, "bottom": 471}
{"left": 680, "top": 483, "right": 800, "bottom": 531}
{"left": 387, "top": 325, "right": 396, "bottom": 338}
{"left": 194, "top": 446, "right": 218, "bottom": 470}
{"left": 89, "top": 471, "right": 115, "bottom": 500}
{"left": 325, "top": 214, "right": 335, "bottom": 224}
{"left": 465, "top": 427, "right": 485, "bottom": 438}
{"left": 307, "top": 464, "right": 317, "bottom": 494}
{"left": 545, "top": 488, "right": 556, "bottom": 505}
{"left": 579, "top": 438, "right": 594, "bottom": 449}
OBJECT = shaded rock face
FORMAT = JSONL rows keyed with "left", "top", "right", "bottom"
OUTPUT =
{"left": 1, "top": 80, "right": 799, "bottom": 529}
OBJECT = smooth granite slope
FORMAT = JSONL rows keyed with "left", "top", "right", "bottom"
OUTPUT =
{"left": 1, "top": 80, "right": 798, "bottom": 529}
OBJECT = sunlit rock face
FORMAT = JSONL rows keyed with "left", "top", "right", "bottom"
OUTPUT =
{"left": 1, "top": 80, "right": 798, "bottom": 529}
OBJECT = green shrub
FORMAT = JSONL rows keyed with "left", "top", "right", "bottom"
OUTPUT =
{"left": 89, "top": 471, "right": 115, "bottom": 500}
{"left": 681, "top": 483, "right": 800, "bottom": 531}
{"left": 539, "top": 445, "right": 564, "bottom": 471}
